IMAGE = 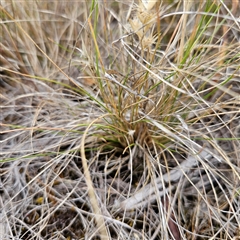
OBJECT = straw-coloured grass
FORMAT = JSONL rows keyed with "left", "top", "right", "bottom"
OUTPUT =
{"left": 1, "top": 0, "right": 240, "bottom": 239}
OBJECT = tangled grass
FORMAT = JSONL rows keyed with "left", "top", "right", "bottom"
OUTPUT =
{"left": 1, "top": 0, "right": 240, "bottom": 239}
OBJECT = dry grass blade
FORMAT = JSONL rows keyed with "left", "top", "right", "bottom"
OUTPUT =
{"left": 81, "top": 114, "right": 110, "bottom": 240}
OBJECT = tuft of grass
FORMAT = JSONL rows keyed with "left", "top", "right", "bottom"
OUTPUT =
{"left": 1, "top": 0, "right": 240, "bottom": 239}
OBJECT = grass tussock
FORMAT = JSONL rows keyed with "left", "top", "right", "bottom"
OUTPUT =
{"left": 1, "top": 0, "right": 240, "bottom": 239}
